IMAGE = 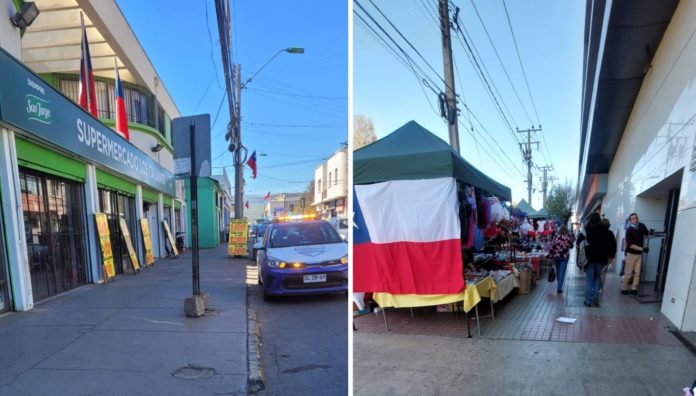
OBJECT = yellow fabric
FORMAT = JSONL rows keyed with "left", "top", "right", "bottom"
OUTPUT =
{"left": 473, "top": 276, "right": 498, "bottom": 301}
{"left": 373, "top": 276, "right": 495, "bottom": 313}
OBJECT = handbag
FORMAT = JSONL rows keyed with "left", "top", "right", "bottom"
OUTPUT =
{"left": 548, "top": 266, "right": 556, "bottom": 282}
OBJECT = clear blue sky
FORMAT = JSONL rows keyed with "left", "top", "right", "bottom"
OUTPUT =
{"left": 354, "top": 0, "right": 584, "bottom": 210}
{"left": 116, "top": 0, "right": 348, "bottom": 196}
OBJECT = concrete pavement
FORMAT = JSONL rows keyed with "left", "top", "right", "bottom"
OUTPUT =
{"left": 0, "top": 245, "right": 250, "bottom": 396}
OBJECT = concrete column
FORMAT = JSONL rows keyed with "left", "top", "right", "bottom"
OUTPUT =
{"left": 157, "top": 193, "right": 165, "bottom": 256}
{"left": 0, "top": 128, "right": 32, "bottom": 310}
{"left": 135, "top": 185, "right": 144, "bottom": 266}
{"left": 84, "top": 165, "right": 101, "bottom": 283}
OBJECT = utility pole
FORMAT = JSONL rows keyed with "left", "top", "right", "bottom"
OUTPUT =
{"left": 439, "top": 0, "right": 460, "bottom": 153}
{"left": 233, "top": 64, "right": 243, "bottom": 218}
{"left": 517, "top": 126, "right": 542, "bottom": 204}
{"left": 538, "top": 165, "right": 555, "bottom": 209}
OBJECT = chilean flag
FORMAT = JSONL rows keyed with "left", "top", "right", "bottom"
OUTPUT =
{"left": 246, "top": 150, "right": 257, "bottom": 179}
{"left": 114, "top": 67, "right": 130, "bottom": 140}
{"left": 353, "top": 177, "right": 464, "bottom": 294}
{"left": 264, "top": 191, "right": 271, "bottom": 200}
{"left": 78, "top": 22, "right": 98, "bottom": 117}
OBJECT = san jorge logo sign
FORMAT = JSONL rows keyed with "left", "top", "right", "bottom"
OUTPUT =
{"left": 25, "top": 78, "right": 51, "bottom": 125}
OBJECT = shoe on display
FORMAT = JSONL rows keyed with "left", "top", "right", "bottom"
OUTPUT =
{"left": 621, "top": 290, "right": 629, "bottom": 295}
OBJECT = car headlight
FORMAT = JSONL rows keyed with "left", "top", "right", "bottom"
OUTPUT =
{"left": 266, "top": 257, "right": 287, "bottom": 268}
{"left": 340, "top": 255, "right": 348, "bottom": 264}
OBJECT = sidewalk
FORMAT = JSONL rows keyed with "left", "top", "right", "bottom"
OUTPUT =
{"left": 354, "top": 260, "right": 696, "bottom": 395}
{"left": 0, "top": 245, "right": 249, "bottom": 396}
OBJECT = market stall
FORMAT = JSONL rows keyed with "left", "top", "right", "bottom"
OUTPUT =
{"left": 354, "top": 121, "right": 516, "bottom": 335}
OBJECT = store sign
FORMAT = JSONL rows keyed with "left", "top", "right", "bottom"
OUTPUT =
{"left": 162, "top": 219, "right": 179, "bottom": 257}
{"left": 140, "top": 218, "right": 155, "bottom": 266}
{"left": 0, "top": 48, "right": 175, "bottom": 196}
{"left": 227, "top": 219, "right": 248, "bottom": 257}
{"left": 95, "top": 213, "right": 116, "bottom": 280}
{"left": 119, "top": 218, "right": 140, "bottom": 272}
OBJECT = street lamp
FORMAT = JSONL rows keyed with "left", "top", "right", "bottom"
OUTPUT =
{"left": 230, "top": 47, "right": 303, "bottom": 219}
{"left": 241, "top": 47, "right": 304, "bottom": 89}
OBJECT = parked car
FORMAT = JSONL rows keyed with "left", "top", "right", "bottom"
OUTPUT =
{"left": 255, "top": 219, "right": 347, "bottom": 300}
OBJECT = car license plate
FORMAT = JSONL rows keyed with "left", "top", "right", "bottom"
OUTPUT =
{"left": 303, "top": 274, "right": 327, "bottom": 283}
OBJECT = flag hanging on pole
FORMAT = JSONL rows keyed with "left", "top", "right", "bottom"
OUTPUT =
{"left": 114, "top": 60, "right": 130, "bottom": 140}
{"left": 246, "top": 150, "right": 257, "bottom": 179}
{"left": 78, "top": 13, "right": 98, "bottom": 117}
{"left": 245, "top": 201, "right": 249, "bottom": 209}
{"left": 264, "top": 192, "right": 271, "bottom": 200}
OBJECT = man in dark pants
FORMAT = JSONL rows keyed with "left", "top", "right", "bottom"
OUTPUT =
{"left": 622, "top": 212, "right": 649, "bottom": 295}
{"left": 584, "top": 213, "right": 616, "bottom": 307}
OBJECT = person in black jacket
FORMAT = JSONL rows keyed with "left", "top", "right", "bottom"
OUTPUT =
{"left": 583, "top": 213, "right": 617, "bottom": 307}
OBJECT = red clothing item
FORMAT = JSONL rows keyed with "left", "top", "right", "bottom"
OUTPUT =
{"left": 549, "top": 233, "right": 574, "bottom": 259}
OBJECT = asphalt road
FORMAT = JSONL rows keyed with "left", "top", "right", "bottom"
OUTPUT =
{"left": 246, "top": 263, "right": 348, "bottom": 396}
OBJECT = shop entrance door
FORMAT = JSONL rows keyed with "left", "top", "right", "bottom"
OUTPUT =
{"left": 144, "top": 202, "right": 161, "bottom": 259}
{"left": 99, "top": 189, "right": 136, "bottom": 274}
{"left": 20, "top": 169, "right": 87, "bottom": 302}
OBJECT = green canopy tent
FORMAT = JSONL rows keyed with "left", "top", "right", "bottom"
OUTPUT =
{"left": 354, "top": 121, "right": 511, "bottom": 201}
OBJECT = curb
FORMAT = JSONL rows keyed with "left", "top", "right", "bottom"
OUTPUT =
{"left": 247, "top": 307, "right": 265, "bottom": 395}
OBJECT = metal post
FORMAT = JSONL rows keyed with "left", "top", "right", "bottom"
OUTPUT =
{"left": 439, "top": 0, "right": 460, "bottom": 153}
{"left": 189, "top": 122, "right": 200, "bottom": 296}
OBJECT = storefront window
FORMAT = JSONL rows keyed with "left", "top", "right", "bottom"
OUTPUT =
{"left": 99, "top": 189, "right": 136, "bottom": 274}
{"left": 20, "top": 170, "right": 87, "bottom": 301}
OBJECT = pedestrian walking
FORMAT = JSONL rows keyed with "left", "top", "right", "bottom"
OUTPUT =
{"left": 548, "top": 224, "right": 574, "bottom": 293}
{"left": 583, "top": 213, "right": 616, "bottom": 307}
{"left": 599, "top": 218, "right": 615, "bottom": 293}
{"left": 622, "top": 212, "right": 649, "bottom": 295}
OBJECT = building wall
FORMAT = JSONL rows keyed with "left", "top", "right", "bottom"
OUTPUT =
{"left": 598, "top": 0, "right": 696, "bottom": 330}
{"left": 325, "top": 149, "right": 348, "bottom": 202}
{"left": 185, "top": 178, "right": 220, "bottom": 248}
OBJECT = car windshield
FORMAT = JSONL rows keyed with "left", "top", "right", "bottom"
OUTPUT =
{"left": 269, "top": 222, "right": 343, "bottom": 248}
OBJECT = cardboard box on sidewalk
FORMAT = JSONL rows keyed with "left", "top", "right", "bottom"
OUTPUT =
{"left": 517, "top": 268, "right": 531, "bottom": 294}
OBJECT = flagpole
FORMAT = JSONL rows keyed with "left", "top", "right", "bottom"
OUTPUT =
{"left": 113, "top": 57, "right": 118, "bottom": 121}
{"left": 80, "top": 12, "right": 92, "bottom": 113}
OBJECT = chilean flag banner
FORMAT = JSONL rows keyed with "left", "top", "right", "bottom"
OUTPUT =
{"left": 78, "top": 21, "right": 98, "bottom": 117}
{"left": 353, "top": 177, "right": 464, "bottom": 294}
{"left": 114, "top": 66, "right": 130, "bottom": 140}
{"left": 246, "top": 150, "right": 257, "bottom": 179}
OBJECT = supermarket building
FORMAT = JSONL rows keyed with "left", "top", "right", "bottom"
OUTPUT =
{"left": 0, "top": 0, "right": 187, "bottom": 312}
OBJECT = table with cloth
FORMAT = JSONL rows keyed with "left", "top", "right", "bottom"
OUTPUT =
{"left": 373, "top": 276, "right": 498, "bottom": 336}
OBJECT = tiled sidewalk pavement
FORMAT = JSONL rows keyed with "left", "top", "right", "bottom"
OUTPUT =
{"left": 354, "top": 258, "right": 680, "bottom": 346}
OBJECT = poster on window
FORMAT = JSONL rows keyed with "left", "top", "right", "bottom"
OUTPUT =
{"left": 228, "top": 219, "right": 248, "bottom": 257}
{"left": 140, "top": 218, "right": 155, "bottom": 266}
{"left": 162, "top": 219, "right": 179, "bottom": 257}
{"left": 95, "top": 213, "right": 115, "bottom": 280}
{"left": 119, "top": 218, "right": 140, "bottom": 273}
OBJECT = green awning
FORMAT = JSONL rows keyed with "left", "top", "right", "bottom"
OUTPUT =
{"left": 354, "top": 121, "right": 511, "bottom": 201}
{"left": 142, "top": 187, "right": 159, "bottom": 203}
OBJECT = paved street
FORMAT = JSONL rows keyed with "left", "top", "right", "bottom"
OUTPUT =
{"left": 0, "top": 246, "right": 248, "bottom": 396}
{"left": 246, "top": 262, "right": 348, "bottom": 396}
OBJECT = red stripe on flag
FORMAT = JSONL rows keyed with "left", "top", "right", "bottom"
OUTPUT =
{"left": 353, "top": 239, "right": 464, "bottom": 294}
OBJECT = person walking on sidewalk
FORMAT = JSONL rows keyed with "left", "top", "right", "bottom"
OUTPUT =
{"left": 622, "top": 212, "right": 649, "bottom": 295}
{"left": 548, "top": 224, "right": 574, "bottom": 293}
{"left": 599, "top": 217, "right": 615, "bottom": 294}
{"left": 584, "top": 213, "right": 616, "bottom": 307}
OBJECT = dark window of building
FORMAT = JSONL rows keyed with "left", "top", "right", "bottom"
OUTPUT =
{"left": 20, "top": 169, "right": 87, "bottom": 301}
{"left": 99, "top": 189, "right": 137, "bottom": 274}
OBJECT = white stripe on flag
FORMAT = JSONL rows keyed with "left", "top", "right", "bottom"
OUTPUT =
{"left": 355, "top": 177, "right": 460, "bottom": 244}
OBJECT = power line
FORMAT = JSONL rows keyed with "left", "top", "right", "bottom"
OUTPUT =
{"left": 466, "top": 0, "right": 533, "bottom": 126}
{"left": 502, "top": 0, "right": 541, "bottom": 125}
{"left": 245, "top": 122, "right": 343, "bottom": 128}
{"left": 204, "top": 0, "right": 224, "bottom": 89}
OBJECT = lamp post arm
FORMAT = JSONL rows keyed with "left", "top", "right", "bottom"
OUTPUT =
{"left": 241, "top": 49, "right": 284, "bottom": 89}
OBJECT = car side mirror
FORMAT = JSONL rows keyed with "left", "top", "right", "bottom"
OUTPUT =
{"left": 253, "top": 242, "right": 264, "bottom": 250}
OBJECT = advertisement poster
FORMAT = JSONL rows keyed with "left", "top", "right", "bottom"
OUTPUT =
{"left": 95, "top": 213, "right": 115, "bottom": 280}
{"left": 228, "top": 219, "right": 248, "bottom": 257}
{"left": 140, "top": 218, "right": 155, "bottom": 266}
{"left": 162, "top": 219, "right": 179, "bottom": 257}
{"left": 119, "top": 218, "right": 140, "bottom": 272}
